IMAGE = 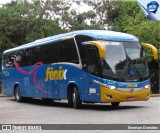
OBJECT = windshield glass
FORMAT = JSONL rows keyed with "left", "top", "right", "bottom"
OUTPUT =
{"left": 100, "top": 41, "right": 149, "bottom": 81}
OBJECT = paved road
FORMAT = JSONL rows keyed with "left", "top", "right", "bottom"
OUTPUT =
{"left": 0, "top": 96, "right": 159, "bottom": 132}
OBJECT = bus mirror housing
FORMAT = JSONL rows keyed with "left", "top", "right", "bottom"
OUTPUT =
{"left": 142, "top": 43, "right": 158, "bottom": 60}
{"left": 82, "top": 64, "right": 87, "bottom": 70}
{"left": 83, "top": 41, "right": 106, "bottom": 58}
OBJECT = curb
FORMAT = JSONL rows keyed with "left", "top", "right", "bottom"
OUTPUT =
{"left": 150, "top": 94, "right": 160, "bottom": 97}
{"left": 0, "top": 94, "right": 6, "bottom": 97}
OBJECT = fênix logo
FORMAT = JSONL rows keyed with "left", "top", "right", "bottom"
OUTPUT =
{"left": 147, "top": 1, "right": 159, "bottom": 13}
{"left": 45, "top": 66, "right": 67, "bottom": 81}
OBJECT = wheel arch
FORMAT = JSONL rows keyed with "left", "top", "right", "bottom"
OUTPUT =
{"left": 67, "top": 82, "right": 82, "bottom": 100}
{"left": 13, "top": 82, "right": 20, "bottom": 95}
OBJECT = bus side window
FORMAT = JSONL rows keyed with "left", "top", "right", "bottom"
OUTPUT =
{"left": 74, "top": 35, "right": 94, "bottom": 66}
{"left": 44, "top": 42, "right": 59, "bottom": 64}
{"left": 25, "top": 48, "right": 32, "bottom": 66}
{"left": 86, "top": 48, "right": 99, "bottom": 76}
{"left": 21, "top": 49, "right": 30, "bottom": 66}
{"left": 14, "top": 50, "right": 27, "bottom": 67}
{"left": 59, "top": 38, "right": 79, "bottom": 64}
{"left": 3, "top": 53, "right": 15, "bottom": 68}
{"left": 31, "top": 46, "right": 44, "bottom": 64}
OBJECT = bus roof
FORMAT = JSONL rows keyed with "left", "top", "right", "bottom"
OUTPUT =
{"left": 3, "top": 30, "right": 139, "bottom": 54}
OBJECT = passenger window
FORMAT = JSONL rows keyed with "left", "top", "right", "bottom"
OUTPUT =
{"left": 14, "top": 50, "right": 26, "bottom": 67}
{"left": 74, "top": 35, "right": 94, "bottom": 66}
{"left": 25, "top": 48, "right": 32, "bottom": 66}
{"left": 44, "top": 42, "right": 59, "bottom": 64}
{"left": 59, "top": 38, "right": 79, "bottom": 64}
{"left": 31, "top": 46, "right": 44, "bottom": 64}
{"left": 2, "top": 53, "right": 15, "bottom": 68}
{"left": 3, "top": 49, "right": 32, "bottom": 68}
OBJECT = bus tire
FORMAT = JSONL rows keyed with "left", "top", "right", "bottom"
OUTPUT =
{"left": 68, "top": 91, "right": 73, "bottom": 107}
{"left": 111, "top": 102, "right": 120, "bottom": 108}
{"left": 42, "top": 98, "right": 54, "bottom": 102}
{"left": 73, "top": 87, "right": 82, "bottom": 109}
{"left": 14, "top": 86, "right": 23, "bottom": 102}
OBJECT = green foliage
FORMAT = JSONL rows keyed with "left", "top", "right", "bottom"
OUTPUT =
{"left": 0, "top": 0, "right": 64, "bottom": 52}
{"left": 0, "top": 0, "right": 159, "bottom": 57}
{"left": 111, "top": 0, "right": 160, "bottom": 61}
{"left": 112, "top": 0, "right": 160, "bottom": 50}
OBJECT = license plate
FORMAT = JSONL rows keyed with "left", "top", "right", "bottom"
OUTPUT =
{"left": 127, "top": 97, "right": 135, "bottom": 101}
{"left": 127, "top": 84, "right": 137, "bottom": 88}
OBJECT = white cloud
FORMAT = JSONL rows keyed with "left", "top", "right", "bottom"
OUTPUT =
{"left": 0, "top": 0, "right": 13, "bottom": 5}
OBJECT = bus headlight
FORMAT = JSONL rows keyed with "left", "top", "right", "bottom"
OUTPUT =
{"left": 144, "top": 84, "right": 151, "bottom": 89}
{"left": 108, "top": 85, "right": 116, "bottom": 90}
{"left": 93, "top": 80, "right": 116, "bottom": 90}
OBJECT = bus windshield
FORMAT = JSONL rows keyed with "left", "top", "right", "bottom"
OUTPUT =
{"left": 100, "top": 41, "right": 149, "bottom": 81}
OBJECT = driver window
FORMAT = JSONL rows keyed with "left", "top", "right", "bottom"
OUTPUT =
{"left": 87, "top": 48, "right": 99, "bottom": 76}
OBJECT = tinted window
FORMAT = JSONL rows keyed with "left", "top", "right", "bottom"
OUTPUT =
{"left": 2, "top": 53, "right": 15, "bottom": 68}
{"left": 31, "top": 46, "right": 44, "bottom": 64}
{"left": 24, "top": 48, "right": 32, "bottom": 66}
{"left": 75, "top": 35, "right": 94, "bottom": 65}
{"left": 14, "top": 50, "right": 26, "bottom": 67}
{"left": 2, "top": 49, "right": 33, "bottom": 68}
{"left": 86, "top": 48, "right": 99, "bottom": 76}
{"left": 59, "top": 38, "right": 79, "bottom": 64}
{"left": 44, "top": 42, "right": 59, "bottom": 64}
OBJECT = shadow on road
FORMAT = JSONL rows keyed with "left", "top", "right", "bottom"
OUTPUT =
{"left": 8, "top": 97, "right": 146, "bottom": 111}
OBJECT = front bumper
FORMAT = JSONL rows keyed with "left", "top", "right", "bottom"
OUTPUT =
{"left": 100, "top": 86, "right": 151, "bottom": 103}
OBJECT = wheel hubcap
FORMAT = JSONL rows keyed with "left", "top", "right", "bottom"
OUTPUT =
{"left": 16, "top": 89, "right": 19, "bottom": 100}
{"left": 72, "top": 93, "right": 75, "bottom": 103}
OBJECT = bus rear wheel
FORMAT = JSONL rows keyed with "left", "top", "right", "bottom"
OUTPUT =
{"left": 111, "top": 102, "right": 120, "bottom": 108}
{"left": 42, "top": 98, "right": 54, "bottom": 102}
{"left": 14, "top": 86, "right": 23, "bottom": 102}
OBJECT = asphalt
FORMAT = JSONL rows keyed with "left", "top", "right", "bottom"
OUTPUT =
{"left": 0, "top": 93, "right": 159, "bottom": 97}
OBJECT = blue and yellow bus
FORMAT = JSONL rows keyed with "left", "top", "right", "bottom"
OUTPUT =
{"left": 2, "top": 30, "right": 158, "bottom": 109}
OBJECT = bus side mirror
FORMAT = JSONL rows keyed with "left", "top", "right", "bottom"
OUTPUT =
{"left": 82, "top": 64, "right": 87, "bottom": 70}
{"left": 82, "top": 41, "right": 106, "bottom": 58}
{"left": 142, "top": 43, "right": 158, "bottom": 60}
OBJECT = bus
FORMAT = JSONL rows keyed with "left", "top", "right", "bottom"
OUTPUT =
{"left": 2, "top": 30, "right": 158, "bottom": 109}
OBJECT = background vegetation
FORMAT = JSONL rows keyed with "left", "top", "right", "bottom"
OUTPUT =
{"left": 0, "top": 0, "right": 159, "bottom": 93}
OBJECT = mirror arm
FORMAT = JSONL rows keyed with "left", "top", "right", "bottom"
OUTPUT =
{"left": 142, "top": 43, "right": 158, "bottom": 60}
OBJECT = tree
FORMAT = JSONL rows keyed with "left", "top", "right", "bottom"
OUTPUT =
{"left": 0, "top": 0, "right": 65, "bottom": 52}
{"left": 112, "top": 0, "right": 160, "bottom": 50}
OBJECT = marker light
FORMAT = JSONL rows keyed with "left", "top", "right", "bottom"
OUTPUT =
{"left": 109, "top": 85, "right": 116, "bottom": 90}
{"left": 144, "top": 84, "right": 151, "bottom": 89}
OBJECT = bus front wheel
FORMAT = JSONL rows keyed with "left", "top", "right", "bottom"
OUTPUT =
{"left": 73, "top": 87, "right": 82, "bottom": 109}
{"left": 14, "top": 86, "right": 23, "bottom": 102}
{"left": 68, "top": 87, "right": 82, "bottom": 109}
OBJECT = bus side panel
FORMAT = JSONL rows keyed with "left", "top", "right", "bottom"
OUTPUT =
{"left": 54, "top": 64, "right": 101, "bottom": 103}
{"left": 29, "top": 65, "right": 47, "bottom": 98}
{"left": 2, "top": 65, "right": 49, "bottom": 98}
{"left": 57, "top": 64, "right": 85, "bottom": 99}
{"left": 81, "top": 74, "right": 101, "bottom": 103}
{"left": 2, "top": 69, "right": 15, "bottom": 96}
{"left": 45, "top": 64, "right": 59, "bottom": 99}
